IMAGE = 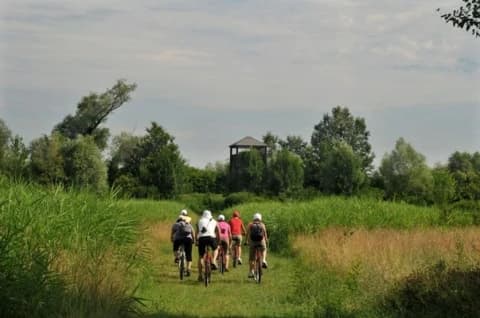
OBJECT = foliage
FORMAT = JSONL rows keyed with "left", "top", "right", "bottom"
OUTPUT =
{"left": 308, "top": 106, "right": 373, "bottom": 193}
{"left": 177, "top": 193, "right": 225, "bottom": 213}
{"left": 61, "top": 136, "right": 108, "bottom": 193}
{"left": 380, "top": 138, "right": 433, "bottom": 204}
{"left": 278, "top": 135, "right": 309, "bottom": 161}
{"left": 448, "top": 151, "right": 480, "bottom": 200}
{"left": 1, "top": 135, "right": 29, "bottom": 179}
{"left": 112, "top": 122, "right": 187, "bottom": 199}
{"left": 268, "top": 148, "right": 304, "bottom": 195}
{"left": 432, "top": 166, "right": 456, "bottom": 207}
{"left": 262, "top": 131, "right": 279, "bottom": 158}
{"left": 228, "top": 149, "right": 266, "bottom": 193}
{"left": 0, "top": 177, "right": 142, "bottom": 317}
{"left": 184, "top": 166, "right": 218, "bottom": 193}
{"left": 439, "top": 0, "right": 480, "bottom": 38}
{"left": 53, "top": 79, "right": 137, "bottom": 150}
{"left": 108, "top": 132, "right": 142, "bottom": 185}
{"left": 30, "top": 133, "right": 66, "bottom": 185}
{"left": 382, "top": 262, "right": 480, "bottom": 317}
{"left": 0, "top": 118, "right": 12, "bottom": 160}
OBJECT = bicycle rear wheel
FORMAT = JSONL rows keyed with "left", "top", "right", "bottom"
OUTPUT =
{"left": 255, "top": 252, "right": 262, "bottom": 284}
{"left": 204, "top": 254, "right": 211, "bottom": 287}
{"left": 219, "top": 249, "right": 225, "bottom": 274}
{"left": 178, "top": 247, "right": 185, "bottom": 280}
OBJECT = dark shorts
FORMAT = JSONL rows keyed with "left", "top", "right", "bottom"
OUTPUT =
{"left": 173, "top": 237, "right": 193, "bottom": 262}
{"left": 198, "top": 236, "right": 218, "bottom": 257}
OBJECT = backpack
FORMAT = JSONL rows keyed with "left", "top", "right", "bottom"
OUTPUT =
{"left": 177, "top": 220, "right": 192, "bottom": 238}
{"left": 250, "top": 222, "right": 264, "bottom": 242}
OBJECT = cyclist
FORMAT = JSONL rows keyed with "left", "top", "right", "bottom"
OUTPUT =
{"left": 246, "top": 212, "right": 268, "bottom": 278}
{"left": 196, "top": 209, "right": 219, "bottom": 282}
{"left": 229, "top": 210, "right": 246, "bottom": 265}
{"left": 217, "top": 214, "right": 232, "bottom": 272}
{"left": 171, "top": 215, "right": 195, "bottom": 276}
{"left": 179, "top": 209, "right": 192, "bottom": 224}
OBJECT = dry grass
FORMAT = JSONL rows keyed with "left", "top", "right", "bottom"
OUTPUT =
{"left": 294, "top": 227, "right": 480, "bottom": 285}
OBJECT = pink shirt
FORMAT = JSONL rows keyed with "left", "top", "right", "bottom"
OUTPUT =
{"left": 217, "top": 221, "right": 231, "bottom": 241}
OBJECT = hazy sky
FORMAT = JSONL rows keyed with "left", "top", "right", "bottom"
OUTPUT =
{"left": 1, "top": 0, "right": 479, "bottom": 168}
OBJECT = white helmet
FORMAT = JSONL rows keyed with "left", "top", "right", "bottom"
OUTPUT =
{"left": 253, "top": 212, "right": 262, "bottom": 221}
{"left": 202, "top": 210, "right": 212, "bottom": 219}
{"left": 180, "top": 209, "right": 188, "bottom": 216}
{"left": 218, "top": 214, "right": 225, "bottom": 221}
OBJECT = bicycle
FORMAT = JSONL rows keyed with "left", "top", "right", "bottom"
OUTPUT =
{"left": 217, "top": 241, "right": 227, "bottom": 274}
{"left": 177, "top": 244, "right": 186, "bottom": 280}
{"left": 202, "top": 245, "right": 213, "bottom": 287}
{"left": 252, "top": 245, "right": 263, "bottom": 284}
{"left": 232, "top": 237, "right": 240, "bottom": 268}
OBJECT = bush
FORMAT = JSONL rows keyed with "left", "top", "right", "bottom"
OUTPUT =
{"left": 177, "top": 193, "right": 226, "bottom": 213}
{"left": 224, "top": 191, "right": 264, "bottom": 207}
{"left": 382, "top": 262, "right": 480, "bottom": 317}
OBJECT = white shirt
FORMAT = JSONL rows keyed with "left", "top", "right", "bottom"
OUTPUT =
{"left": 197, "top": 217, "right": 217, "bottom": 238}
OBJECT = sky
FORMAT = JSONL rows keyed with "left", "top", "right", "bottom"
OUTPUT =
{"left": 1, "top": 0, "right": 479, "bottom": 168}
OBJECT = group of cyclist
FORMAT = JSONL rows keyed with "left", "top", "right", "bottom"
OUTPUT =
{"left": 170, "top": 208, "right": 268, "bottom": 281}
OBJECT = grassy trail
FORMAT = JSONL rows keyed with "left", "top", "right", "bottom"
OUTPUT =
{"left": 136, "top": 222, "right": 309, "bottom": 318}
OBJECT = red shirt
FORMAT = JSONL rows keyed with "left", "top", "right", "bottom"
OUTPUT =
{"left": 229, "top": 217, "right": 244, "bottom": 235}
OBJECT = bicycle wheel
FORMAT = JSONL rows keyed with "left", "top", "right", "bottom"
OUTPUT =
{"left": 255, "top": 250, "right": 262, "bottom": 284}
{"left": 179, "top": 248, "right": 185, "bottom": 280}
{"left": 219, "top": 249, "right": 225, "bottom": 275}
{"left": 204, "top": 253, "right": 211, "bottom": 287}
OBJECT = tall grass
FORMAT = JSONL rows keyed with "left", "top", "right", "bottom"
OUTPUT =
{"left": 0, "top": 176, "right": 143, "bottom": 317}
{"left": 291, "top": 228, "right": 480, "bottom": 316}
{"left": 228, "top": 196, "right": 476, "bottom": 252}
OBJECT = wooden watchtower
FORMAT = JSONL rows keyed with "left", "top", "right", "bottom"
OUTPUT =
{"left": 229, "top": 136, "right": 267, "bottom": 172}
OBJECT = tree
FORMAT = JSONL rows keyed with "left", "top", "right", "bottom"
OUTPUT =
{"left": 439, "top": 0, "right": 480, "bottom": 38}
{"left": 61, "top": 136, "right": 108, "bottom": 192}
{"left": 1, "top": 135, "right": 29, "bottom": 179}
{"left": 308, "top": 106, "right": 374, "bottom": 192}
{"left": 30, "top": 133, "right": 66, "bottom": 184}
{"left": 262, "top": 131, "right": 279, "bottom": 158}
{"left": 447, "top": 151, "right": 480, "bottom": 200}
{"left": 54, "top": 79, "right": 137, "bottom": 150}
{"left": 268, "top": 148, "right": 304, "bottom": 195}
{"left": 228, "top": 149, "right": 265, "bottom": 193}
{"left": 279, "top": 135, "right": 309, "bottom": 161}
{"left": 119, "top": 122, "right": 186, "bottom": 198}
{"left": 432, "top": 166, "right": 456, "bottom": 207}
{"left": 379, "top": 138, "right": 433, "bottom": 204}
{"left": 107, "top": 132, "right": 141, "bottom": 185}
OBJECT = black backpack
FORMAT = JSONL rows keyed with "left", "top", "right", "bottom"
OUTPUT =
{"left": 250, "top": 222, "right": 264, "bottom": 242}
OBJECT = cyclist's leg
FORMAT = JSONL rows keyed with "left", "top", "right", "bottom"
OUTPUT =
{"left": 261, "top": 240, "right": 268, "bottom": 268}
{"left": 173, "top": 239, "right": 181, "bottom": 263}
{"left": 185, "top": 238, "right": 193, "bottom": 275}
{"left": 198, "top": 237, "right": 207, "bottom": 281}
{"left": 210, "top": 237, "right": 219, "bottom": 269}
{"left": 237, "top": 236, "right": 243, "bottom": 263}
{"left": 248, "top": 242, "right": 255, "bottom": 277}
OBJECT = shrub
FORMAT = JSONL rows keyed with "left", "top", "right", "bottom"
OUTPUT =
{"left": 382, "top": 262, "right": 480, "bottom": 317}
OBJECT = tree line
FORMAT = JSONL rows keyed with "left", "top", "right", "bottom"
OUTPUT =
{"left": 1, "top": 80, "right": 479, "bottom": 209}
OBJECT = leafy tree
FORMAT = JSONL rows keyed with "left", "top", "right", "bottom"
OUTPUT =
{"left": 54, "top": 79, "right": 137, "bottom": 150}
{"left": 262, "top": 131, "right": 279, "bottom": 158}
{"left": 1, "top": 135, "right": 29, "bottom": 179}
{"left": 439, "top": 0, "right": 480, "bottom": 38}
{"left": 121, "top": 122, "right": 186, "bottom": 198}
{"left": 319, "top": 141, "right": 366, "bottom": 195}
{"left": 184, "top": 166, "right": 217, "bottom": 193}
{"left": 61, "top": 136, "right": 108, "bottom": 192}
{"left": 308, "top": 106, "right": 373, "bottom": 192}
{"left": 107, "top": 132, "right": 141, "bottom": 185}
{"left": 228, "top": 149, "right": 265, "bottom": 193}
{"left": 268, "top": 148, "right": 304, "bottom": 195}
{"left": 432, "top": 166, "right": 456, "bottom": 207}
{"left": 279, "top": 135, "right": 309, "bottom": 161}
{"left": 379, "top": 138, "right": 433, "bottom": 204}
{"left": 30, "top": 133, "right": 65, "bottom": 184}
{"left": 447, "top": 151, "right": 480, "bottom": 200}
{"left": 0, "top": 118, "right": 11, "bottom": 158}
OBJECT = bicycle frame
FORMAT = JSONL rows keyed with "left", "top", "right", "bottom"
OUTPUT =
{"left": 253, "top": 246, "right": 262, "bottom": 284}
{"left": 203, "top": 246, "right": 212, "bottom": 287}
{"left": 178, "top": 244, "right": 186, "bottom": 280}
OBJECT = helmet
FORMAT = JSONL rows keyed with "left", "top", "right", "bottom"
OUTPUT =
{"left": 233, "top": 210, "right": 240, "bottom": 217}
{"left": 202, "top": 210, "right": 212, "bottom": 219}
{"left": 253, "top": 212, "right": 262, "bottom": 221}
{"left": 218, "top": 214, "right": 225, "bottom": 221}
{"left": 180, "top": 209, "right": 188, "bottom": 216}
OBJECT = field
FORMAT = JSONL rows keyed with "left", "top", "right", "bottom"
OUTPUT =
{"left": 2, "top": 178, "right": 480, "bottom": 317}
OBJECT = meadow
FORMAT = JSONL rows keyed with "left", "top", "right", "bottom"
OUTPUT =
{"left": 2, "top": 178, "right": 480, "bottom": 317}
